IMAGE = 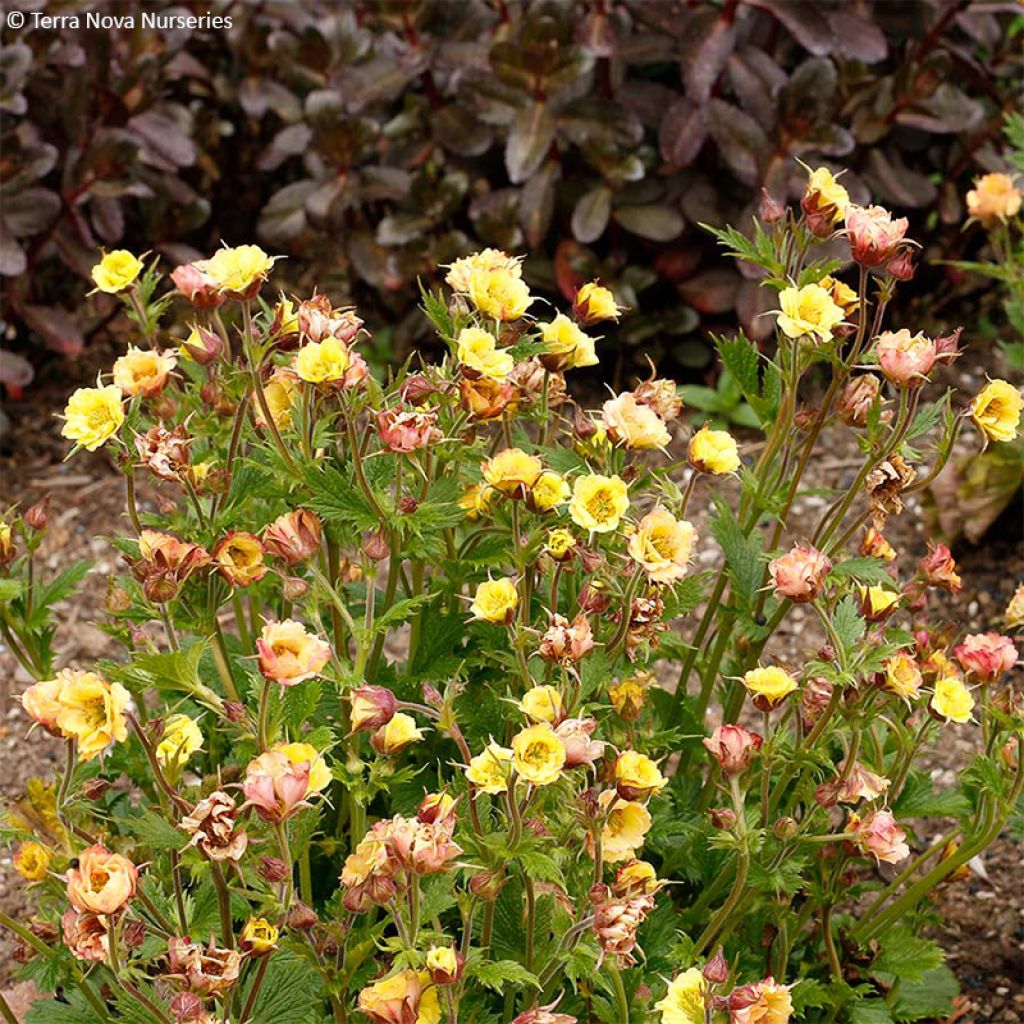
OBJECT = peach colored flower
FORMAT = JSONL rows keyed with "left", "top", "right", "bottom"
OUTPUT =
{"left": 953, "top": 633, "right": 1017, "bottom": 683}
{"left": 768, "top": 545, "right": 831, "bottom": 604}
{"left": 847, "top": 809, "right": 909, "bottom": 864}
{"left": 66, "top": 844, "right": 138, "bottom": 915}
{"left": 263, "top": 509, "right": 322, "bottom": 566}
{"left": 257, "top": 619, "right": 331, "bottom": 685}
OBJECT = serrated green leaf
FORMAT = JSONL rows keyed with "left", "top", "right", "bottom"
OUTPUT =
{"left": 0, "top": 577, "right": 24, "bottom": 602}
{"left": 872, "top": 926, "right": 944, "bottom": 984}
{"left": 126, "top": 809, "right": 188, "bottom": 850}
{"left": 709, "top": 498, "right": 764, "bottom": 609}
{"left": 244, "top": 951, "right": 324, "bottom": 1024}
{"left": 832, "top": 594, "right": 866, "bottom": 652}
{"left": 829, "top": 557, "right": 893, "bottom": 586}
{"left": 470, "top": 959, "right": 541, "bottom": 992}
{"left": 891, "top": 965, "right": 959, "bottom": 1022}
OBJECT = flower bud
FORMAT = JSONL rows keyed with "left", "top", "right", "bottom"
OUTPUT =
{"left": 169, "top": 992, "right": 206, "bottom": 1022}
{"left": 703, "top": 946, "right": 730, "bottom": 984}
{"left": 709, "top": 807, "right": 737, "bottom": 831}
{"left": 469, "top": 868, "right": 506, "bottom": 901}
{"left": 287, "top": 901, "right": 318, "bottom": 930}
{"left": 933, "top": 326, "right": 963, "bottom": 366}
{"left": 836, "top": 374, "right": 881, "bottom": 428}
{"left": 24, "top": 497, "right": 50, "bottom": 532}
{"left": 773, "top": 817, "right": 799, "bottom": 840}
{"left": 263, "top": 509, "right": 322, "bottom": 567}
{"left": 349, "top": 685, "right": 398, "bottom": 733}
{"left": 422, "top": 682, "right": 444, "bottom": 708}
{"left": 886, "top": 249, "right": 916, "bottom": 281}
{"left": 81, "top": 778, "right": 111, "bottom": 801}
{"left": 223, "top": 701, "right": 247, "bottom": 723}
{"left": 363, "top": 529, "right": 390, "bottom": 562}
{"left": 573, "top": 405, "right": 598, "bottom": 440}
{"left": 400, "top": 374, "right": 436, "bottom": 406}
{"left": 282, "top": 576, "right": 310, "bottom": 601}
{"left": 258, "top": 857, "right": 290, "bottom": 883}
{"left": 399, "top": 496, "right": 419, "bottom": 515}
{"left": 426, "top": 944, "right": 464, "bottom": 986}
{"left": 703, "top": 724, "right": 763, "bottom": 776}
{"left": 759, "top": 189, "right": 785, "bottom": 224}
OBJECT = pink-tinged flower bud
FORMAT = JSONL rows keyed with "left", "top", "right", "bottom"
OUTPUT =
{"left": 773, "top": 817, "right": 799, "bottom": 840}
{"left": 287, "top": 901, "right": 318, "bottom": 930}
{"left": 836, "top": 374, "right": 881, "bottom": 427}
{"left": 933, "top": 326, "right": 963, "bottom": 365}
{"left": 845, "top": 205, "right": 911, "bottom": 267}
{"left": 578, "top": 583, "right": 611, "bottom": 614}
{"left": 417, "top": 792, "right": 457, "bottom": 826}
{"left": 169, "top": 991, "right": 206, "bottom": 1022}
{"left": 577, "top": 546, "right": 604, "bottom": 573}
{"left": 846, "top": 809, "right": 909, "bottom": 864}
{"left": 223, "top": 701, "right": 246, "bottom": 723}
{"left": 258, "top": 857, "right": 290, "bottom": 883}
{"left": 122, "top": 919, "right": 146, "bottom": 950}
{"left": 182, "top": 324, "right": 223, "bottom": 365}
{"left": 703, "top": 724, "right": 763, "bottom": 776}
{"left": 1002, "top": 737, "right": 1019, "bottom": 771}
{"left": 282, "top": 575, "right": 310, "bottom": 601}
{"left": 399, "top": 496, "right": 420, "bottom": 515}
{"left": 801, "top": 677, "right": 833, "bottom": 731}
{"left": 377, "top": 407, "right": 442, "bottom": 453}
{"left": 400, "top": 374, "right": 437, "bottom": 406}
{"left": 469, "top": 868, "right": 506, "bottom": 901}
{"left": 556, "top": 717, "right": 606, "bottom": 768}
{"left": 876, "top": 330, "right": 936, "bottom": 388}
{"left": 24, "top": 497, "right": 50, "bottom": 532}
{"left": 953, "top": 632, "right": 1017, "bottom": 683}
{"left": 422, "top": 682, "right": 444, "bottom": 708}
{"left": 426, "top": 945, "right": 465, "bottom": 986}
{"left": 760, "top": 189, "right": 785, "bottom": 224}
{"left": 573, "top": 404, "right": 598, "bottom": 440}
{"left": 363, "top": 528, "right": 390, "bottom": 562}
{"left": 768, "top": 545, "right": 831, "bottom": 604}
{"left": 709, "top": 806, "right": 737, "bottom": 831}
{"left": 703, "top": 946, "right": 730, "bottom": 984}
{"left": 349, "top": 685, "right": 398, "bottom": 733}
{"left": 919, "top": 542, "right": 961, "bottom": 593}
{"left": 263, "top": 509, "right": 322, "bottom": 566}
{"left": 886, "top": 248, "right": 916, "bottom": 281}
{"left": 510, "top": 1002, "right": 577, "bottom": 1024}
{"left": 171, "top": 262, "right": 225, "bottom": 309}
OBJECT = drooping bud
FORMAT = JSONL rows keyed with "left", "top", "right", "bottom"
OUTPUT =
{"left": 702, "top": 724, "right": 763, "bottom": 776}
{"left": 836, "top": 374, "right": 881, "bottom": 427}
{"left": 24, "top": 497, "right": 50, "bottom": 532}
{"left": 703, "top": 946, "right": 729, "bottom": 985}
{"left": 759, "top": 188, "right": 785, "bottom": 224}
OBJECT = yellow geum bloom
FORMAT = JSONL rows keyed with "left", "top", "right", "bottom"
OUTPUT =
{"left": 574, "top": 281, "right": 621, "bottom": 324}
{"left": 530, "top": 471, "right": 570, "bottom": 512}
{"left": 882, "top": 653, "right": 922, "bottom": 702}
{"left": 201, "top": 244, "right": 276, "bottom": 297}
{"left": 970, "top": 379, "right": 1023, "bottom": 444}
{"left": 859, "top": 585, "right": 901, "bottom": 621}
{"left": 294, "top": 336, "right": 352, "bottom": 384}
{"left": 112, "top": 346, "right": 176, "bottom": 397}
{"left": 688, "top": 426, "right": 740, "bottom": 475}
{"left": 655, "top": 967, "right": 706, "bottom": 1024}
{"left": 470, "top": 578, "right": 518, "bottom": 624}
{"left": 481, "top": 447, "right": 543, "bottom": 498}
{"left": 743, "top": 666, "right": 799, "bottom": 708}
{"left": 456, "top": 327, "right": 514, "bottom": 381}
{"left": 598, "top": 791, "right": 652, "bottom": 862}
{"left": 609, "top": 672, "right": 651, "bottom": 722}
{"left": 512, "top": 723, "right": 566, "bottom": 786}
{"left": 256, "top": 369, "right": 299, "bottom": 429}
{"left": 358, "top": 970, "right": 440, "bottom": 1024}
{"left": 459, "top": 484, "right": 495, "bottom": 520}
{"left": 445, "top": 249, "right": 522, "bottom": 293}
{"left": 805, "top": 167, "right": 851, "bottom": 223}
{"left": 628, "top": 508, "right": 696, "bottom": 583}
{"left": 13, "top": 841, "right": 52, "bottom": 882}
{"left": 465, "top": 740, "right": 514, "bottom": 794}
{"left": 967, "top": 172, "right": 1022, "bottom": 223}
{"left": 776, "top": 283, "right": 845, "bottom": 342}
{"left": 61, "top": 385, "right": 125, "bottom": 451}
{"left": 54, "top": 668, "right": 130, "bottom": 761}
{"left": 155, "top": 713, "right": 203, "bottom": 769}
{"left": 569, "top": 474, "right": 629, "bottom": 533}
{"left": 930, "top": 675, "right": 975, "bottom": 724}
{"left": 539, "top": 313, "right": 598, "bottom": 369}
{"left": 241, "top": 917, "right": 279, "bottom": 954}
{"left": 602, "top": 392, "right": 671, "bottom": 449}
{"left": 274, "top": 741, "right": 332, "bottom": 794}
{"left": 467, "top": 265, "right": 533, "bottom": 321}
{"left": 91, "top": 250, "right": 143, "bottom": 294}
{"left": 372, "top": 713, "right": 425, "bottom": 755}
{"left": 615, "top": 750, "right": 667, "bottom": 801}
{"left": 520, "top": 685, "right": 563, "bottom": 724}
{"left": 545, "top": 527, "right": 577, "bottom": 561}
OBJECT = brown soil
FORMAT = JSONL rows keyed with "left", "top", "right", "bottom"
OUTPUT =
{"left": 0, "top": 348, "right": 1021, "bottom": 1023}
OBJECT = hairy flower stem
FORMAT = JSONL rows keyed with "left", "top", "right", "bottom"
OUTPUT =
{"left": 239, "top": 955, "right": 271, "bottom": 1024}
{"left": 211, "top": 622, "right": 243, "bottom": 704}
{"left": 608, "top": 963, "right": 630, "bottom": 1024}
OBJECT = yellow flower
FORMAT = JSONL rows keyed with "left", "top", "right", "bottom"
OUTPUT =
{"left": 598, "top": 791, "right": 652, "bottom": 862}
{"left": 241, "top": 917, "right": 279, "bottom": 954}
{"left": 743, "top": 666, "right": 799, "bottom": 708}
{"left": 275, "top": 741, "right": 332, "bottom": 794}
{"left": 614, "top": 859, "right": 660, "bottom": 896}
{"left": 602, "top": 392, "right": 671, "bottom": 449}
{"left": 256, "top": 369, "right": 299, "bottom": 429}
{"left": 445, "top": 249, "right": 522, "bottom": 293}
{"left": 459, "top": 484, "right": 495, "bottom": 520}
{"left": 530, "top": 471, "right": 570, "bottom": 512}
{"left": 628, "top": 508, "right": 696, "bottom": 583}
{"left": 930, "top": 675, "right": 975, "bottom": 724}
{"left": 112, "top": 346, "right": 176, "bottom": 397}
{"left": 357, "top": 970, "right": 440, "bottom": 1024}
{"left": 819, "top": 274, "right": 859, "bottom": 314}
{"left": 456, "top": 328, "right": 514, "bottom": 381}
{"left": 574, "top": 281, "right": 621, "bottom": 324}
{"left": 545, "top": 528, "right": 577, "bottom": 561}
{"left": 481, "top": 447, "right": 543, "bottom": 497}
{"left": 155, "top": 713, "right": 203, "bottom": 769}
{"left": 54, "top": 668, "right": 130, "bottom": 761}
{"left": 61, "top": 385, "right": 125, "bottom": 451}
{"left": 465, "top": 740, "right": 514, "bottom": 794}
{"left": 776, "top": 283, "right": 845, "bottom": 342}
{"left": 274, "top": 297, "right": 300, "bottom": 336}
{"left": 655, "top": 967, "right": 706, "bottom": 1024}
{"left": 470, "top": 578, "right": 518, "bottom": 624}
{"left": 609, "top": 673, "right": 651, "bottom": 722}
{"left": 967, "top": 172, "right": 1022, "bottom": 223}
{"left": 467, "top": 265, "right": 533, "bottom": 321}
{"left": 372, "top": 712, "right": 425, "bottom": 755}
{"left": 615, "top": 750, "right": 666, "bottom": 801}
{"left": 1007, "top": 583, "right": 1024, "bottom": 629}
{"left": 569, "top": 474, "right": 629, "bottom": 533}
{"left": 688, "top": 426, "right": 740, "bottom": 475}
{"left": 859, "top": 585, "right": 900, "bottom": 621}
{"left": 294, "top": 336, "right": 352, "bottom": 384}
{"left": 539, "top": 313, "right": 598, "bottom": 369}
{"left": 425, "top": 945, "right": 460, "bottom": 983}
{"left": 512, "top": 723, "right": 566, "bottom": 786}
{"left": 91, "top": 250, "right": 143, "bottom": 293}
{"left": 804, "top": 167, "right": 851, "bottom": 224}
{"left": 201, "top": 244, "right": 276, "bottom": 297}
{"left": 521, "top": 685, "right": 563, "bottom": 724}
{"left": 882, "top": 654, "right": 922, "bottom": 701}
{"left": 971, "top": 379, "right": 1023, "bottom": 443}
{"left": 13, "top": 841, "right": 52, "bottom": 882}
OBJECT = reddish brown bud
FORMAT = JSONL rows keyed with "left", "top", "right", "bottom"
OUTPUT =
{"left": 886, "top": 249, "right": 916, "bottom": 281}
{"left": 709, "top": 807, "right": 737, "bottom": 831}
{"left": 773, "top": 816, "right": 799, "bottom": 840}
{"left": 703, "top": 946, "right": 729, "bottom": 984}
{"left": 281, "top": 576, "right": 310, "bottom": 601}
{"left": 223, "top": 701, "right": 247, "bottom": 723}
{"left": 573, "top": 405, "right": 598, "bottom": 440}
{"left": 24, "top": 497, "right": 50, "bottom": 532}
{"left": 363, "top": 529, "right": 390, "bottom": 562}
{"left": 399, "top": 496, "right": 419, "bottom": 515}
{"left": 80, "top": 778, "right": 111, "bottom": 801}
{"left": 169, "top": 992, "right": 206, "bottom": 1022}
{"left": 258, "top": 857, "right": 290, "bottom": 883}
{"left": 287, "top": 901, "right": 318, "bottom": 930}
{"left": 469, "top": 868, "right": 506, "bottom": 901}
{"left": 760, "top": 189, "right": 785, "bottom": 224}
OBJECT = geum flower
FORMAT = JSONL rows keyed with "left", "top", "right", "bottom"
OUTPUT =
{"left": 768, "top": 545, "right": 831, "bottom": 604}
{"left": 128, "top": 530, "right": 210, "bottom": 603}
{"left": 628, "top": 508, "right": 696, "bottom": 583}
{"left": 166, "top": 935, "right": 242, "bottom": 996}
{"left": 91, "top": 250, "right": 143, "bottom": 293}
{"left": 377, "top": 407, "right": 442, "bottom": 452}
{"left": 875, "top": 329, "right": 936, "bottom": 388}
{"left": 574, "top": 281, "right": 621, "bottom": 324}
{"left": 688, "top": 426, "right": 740, "bottom": 474}
{"left": 242, "top": 748, "right": 315, "bottom": 822}
{"left": 845, "top": 204, "right": 911, "bottom": 267}
{"left": 846, "top": 809, "right": 909, "bottom": 864}
{"left": 66, "top": 844, "right": 138, "bottom": 916}
{"left": 703, "top": 724, "right": 762, "bottom": 776}
{"left": 953, "top": 633, "right": 1017, "bottom": 683}
{"left": 61, "top": 384, "right": 125, "bottom": 451}
{"left": 971, "top": 379, "right": 1023, "bottom": 444}
{"left": 512, "top": 723, "right": 567, "bottom": 786}
{"left": 258, "top": 614, "right": 329, "bottom": 688}
{"left": 54, "top": 668, "right": 131, "bottom": 761}
{"left": 263, "top": 509, "right": 322, "bottom": 566}
{"left": 602, "top": 392, "right": 670, "bottom": 449}
{"left": 198, "top": 244, "right": 276, "bottom": 300}
{"left": 112, "top": 346, "right": 177, "bottom": 397}
{"left": 180, "top": 791, "right": 248, "bottom": 862}
{"left": 357, "top": 969, "right": 441, "bottom": 1024}
{"left": 967, "top": 172, "right": 1022, "bottom": 223}
{"left": 776, "top": 283, "right": 845, "bottom": 342}
{"left": 213, "top": 531, "right": 267, "bottom": 588}
{"left": 456, "top": 327, "right": 514, "bottom": 381}
{"left": 569, "top": 474, "right": 629, "bottom": 533}
{"left": 591, "top": 791, "right": 651, "bottom": 862}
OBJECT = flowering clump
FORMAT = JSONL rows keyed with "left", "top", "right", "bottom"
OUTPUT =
{"left": 1, "top": 166, "right": 1022, "bottom": 1024}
